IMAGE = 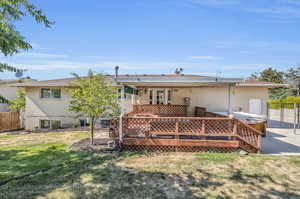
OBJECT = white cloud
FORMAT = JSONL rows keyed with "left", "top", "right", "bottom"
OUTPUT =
{"left": 214, "top": 40, "right": 300, "bottom": 51}
{"left": 221, "top": 64, "right": 268, "bottom": 70}
{"left": 277, "top": 0, "right": 300, "bottom": 6}
{"left": 16, "top": 53, "right": 68, "bottom": 58}
{"left": 180, "top": 0, "right": 300, "bottom": 21}
{"left": 244, "top": 7, "right": 300, "bottom": 18}
{"left": 188, "top": 55, "right": 221, "bottom": 60}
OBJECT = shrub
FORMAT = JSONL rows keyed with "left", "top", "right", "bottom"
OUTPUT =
{"left": 269, "top": 96, "right": 300, "bottom": 109}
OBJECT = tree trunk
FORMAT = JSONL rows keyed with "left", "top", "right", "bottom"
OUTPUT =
{"left": 90, "top": 116, "right": 95, "bottom": 145}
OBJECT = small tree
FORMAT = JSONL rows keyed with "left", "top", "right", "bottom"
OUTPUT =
{"left": 8, "top": 89, "right": 25, "bottom": 111}
{"left": 69, "top": 71, "right": 120, "bottom": 144}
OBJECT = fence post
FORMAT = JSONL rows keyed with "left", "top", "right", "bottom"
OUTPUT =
{"left": 257, "top": 134, "right": 262, "bottom": 154}
{"left": 297, "top": 103, "right": 300, "bottom": 128}
{"left": 266, "top": 102, "right": 269, "bottom": 120}
{"left": 294, "top": 103, "right": 297, "bottom": 135}
{"left": 280, "top": 103, "right": 284, "bottom": 122}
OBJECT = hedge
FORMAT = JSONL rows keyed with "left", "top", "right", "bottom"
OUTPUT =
{"left": 268, "top": 96, "right": 300, "bottom": 109}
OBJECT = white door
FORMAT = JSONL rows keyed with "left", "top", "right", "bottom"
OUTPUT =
{"left": 148, "top": 89, "right": 169, "bottom": 105}
{"left": 249, "top": 99, "right": 262, "bottom": 114}
{"left": 156, "top": 90, "right": 165, "bottom": 104}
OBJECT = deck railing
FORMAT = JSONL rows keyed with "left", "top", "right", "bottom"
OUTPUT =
{"left": 131, "top": 104, "right": 187, "bottom": 117}
{"left": 116, "top": 116, "right": 262, "bottom": 153}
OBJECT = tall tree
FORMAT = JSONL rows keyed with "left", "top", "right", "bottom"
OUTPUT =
{"left": 285, "top": 67, "right": 300, "bottom": 96}
{"left": 250, "top": 67, "right": 288, "bottom": 99}
{"left": 0, "top": 0, "right": 53, "bottom": 102}
{"left": 69, "top": 71, "right": 120, "bottom": 145}
{"left": 250, "top": 67, "right": 285, "bottom": 83}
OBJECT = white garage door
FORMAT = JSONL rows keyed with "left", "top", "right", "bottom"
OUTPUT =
{"left": 249, "top": 99, "right": 262, "bottom": 115}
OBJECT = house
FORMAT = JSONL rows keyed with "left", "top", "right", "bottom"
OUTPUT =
{"left": 14, "top": 73, "right": 288, "bottom": 153}
{"left": 14, "top": 73, "right": 285, "bottom": 131}
{"left": 0, "top": 77, "right": 33, "bottom": 112}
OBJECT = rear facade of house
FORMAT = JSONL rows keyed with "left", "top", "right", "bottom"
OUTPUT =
{"left": 14, "top": 74, "right": 284, "bottom": 130}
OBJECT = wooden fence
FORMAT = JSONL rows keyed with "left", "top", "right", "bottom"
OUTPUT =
{"left": 110, "top": 116, "right": 262, "bottom": 153}
{"left": 0, "top": 112, "right": 21, "bottom": 132}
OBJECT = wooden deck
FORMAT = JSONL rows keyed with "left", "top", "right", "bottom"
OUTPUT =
{"left": 110, "top": 104, "right": 262, "bottom": 153}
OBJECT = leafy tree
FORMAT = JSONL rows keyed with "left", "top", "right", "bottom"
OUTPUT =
{"left": 69, "top": 71, "right": 120, "bottom": 145}
{"left": 250, "top": 67, "right": 285, "bottom": 83}
{"left": 0, "top": 0, "right": 53, "bottom": 102}
{"left": 8, "top": 89, "right": 25, "bottom": 111}
{"left": 250, "top": 67, "right": 289, "bottom": 99}
{"left": 285, "top": 67, "right": 300, "bottom": 96}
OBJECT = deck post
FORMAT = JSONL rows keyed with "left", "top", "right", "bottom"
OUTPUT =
{"left": 232, "top": 119, "right": 237, "bottom": 141}
{"left": 201, "top": 120, "right": 206, "bottom": 140}
{"left": 175, "top": 120, "right": 179, "bottom": 151}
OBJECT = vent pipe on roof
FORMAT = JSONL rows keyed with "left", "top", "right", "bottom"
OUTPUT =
{"left": 114, "top": 66, "right": 119, "bottom": 79}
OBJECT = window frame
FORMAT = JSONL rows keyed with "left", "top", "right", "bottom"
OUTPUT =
{"left": 41, "top": 88, "right": 51, "bottom": 98}
{"left": 51, "top": 120, "right": 61, "bottom": 129}
{"left": 40, "top": 120, "right": 51, "bottom": 129}
{"left": 51, "top": 88, "right": 61, "bottom": 98}
{"left": 40, "top": 88, "right": 61, "bottom": 99}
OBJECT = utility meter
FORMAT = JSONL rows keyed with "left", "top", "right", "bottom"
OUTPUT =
{"left": 184, "top": 97, "right": 191, "bottom": 106}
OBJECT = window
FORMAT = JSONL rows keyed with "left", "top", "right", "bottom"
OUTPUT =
{"left": 167, "top": 89, "right": 172, "bottom": 104}
{"left": 52, "top": 88, "right": 61, "bottom": 98}
{"left": 40, "top": 120, "right": 61, "bottom": 129}
{"left": 149, "top": 90, "right": 153, "bottom": 104}
{"left": 41, "top": 88, "right": 51, "bottom": 98}
{"left": 51, "top": 120, "right": 61, "bottom": 129}
{"left": 40, "top": 120, "right": 51, "bottom": 128}
{"left": 41, "top": 88, "right": 61, "bottom": 98}
{"left": 79, "top": 119, "right": 90, "bottom": 127}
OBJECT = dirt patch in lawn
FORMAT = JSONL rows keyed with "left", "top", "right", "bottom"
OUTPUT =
{"left": 70, "top": 138, "right": 117, "bottom": 153}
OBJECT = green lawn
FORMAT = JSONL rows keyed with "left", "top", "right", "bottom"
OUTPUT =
{"left": 0, "top": 131, "right": 300, "bottom": 199}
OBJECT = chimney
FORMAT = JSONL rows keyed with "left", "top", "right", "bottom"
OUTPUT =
{"left": 114, "top": 66, "right": 119, "bottom": 79}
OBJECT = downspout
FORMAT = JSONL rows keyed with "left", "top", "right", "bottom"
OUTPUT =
{"left": 228, "top": 84, "right": 233, "bottom": 117}
{"left": 119, "top": 84, "right": 124, "bottom": 145}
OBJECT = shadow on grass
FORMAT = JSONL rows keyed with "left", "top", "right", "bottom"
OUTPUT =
{"left": 229, "top": 169, "right": 299, "bottom": 199}
{"left": 0, "top": 147, "right": 300, "bottom": 199}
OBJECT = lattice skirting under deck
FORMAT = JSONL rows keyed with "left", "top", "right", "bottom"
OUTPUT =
{"left": 121, "top": 144, "right": 239, "bottom": 153}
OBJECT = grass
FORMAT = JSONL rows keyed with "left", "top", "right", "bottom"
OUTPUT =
{"left": 0, "top": 132, "right": 300, "bottom": 199}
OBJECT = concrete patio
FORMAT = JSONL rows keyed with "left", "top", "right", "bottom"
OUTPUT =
{"left": 262, "top": 128, "right": 300, "bottom": 155}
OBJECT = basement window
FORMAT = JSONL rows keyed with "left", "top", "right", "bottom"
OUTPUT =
{"left": 40, "top": 120, "right": 61, "bottom": 129}
{"left": 51, "top": 120, "right": 61, "bottom": 129}
{"left": 40, "top": 120, "right": 51, "bottom": 129}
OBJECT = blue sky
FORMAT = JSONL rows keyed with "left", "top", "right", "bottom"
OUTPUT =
{"left": 1, "top": 0, "right": 300, "bottom": 80}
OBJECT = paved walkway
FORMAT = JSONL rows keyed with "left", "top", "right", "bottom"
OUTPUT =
{"left": 262, "top": 128, "right": 300, "bottom": 155}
